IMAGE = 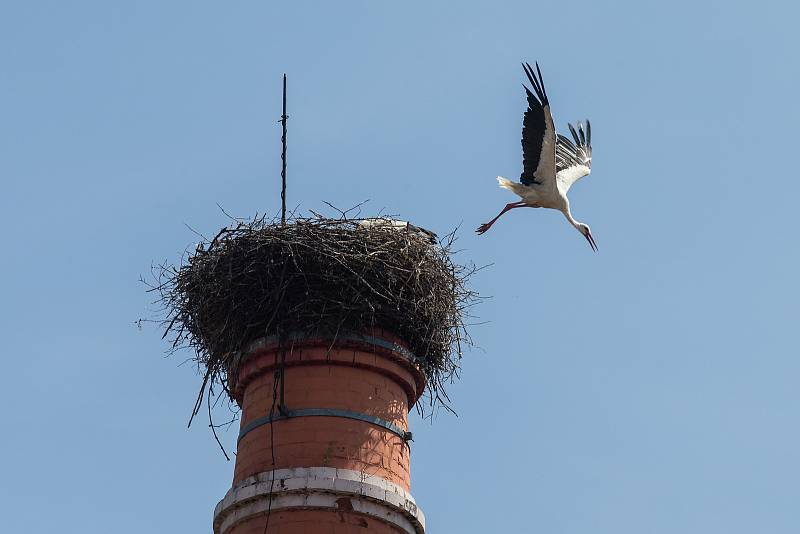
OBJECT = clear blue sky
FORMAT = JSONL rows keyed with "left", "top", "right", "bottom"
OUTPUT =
{"left": 2, "top": 1, "right": 798, "bottom": 532}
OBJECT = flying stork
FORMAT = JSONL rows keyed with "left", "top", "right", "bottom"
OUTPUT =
{"left": 476, "top": 62, "right": 597, "bottom": 251}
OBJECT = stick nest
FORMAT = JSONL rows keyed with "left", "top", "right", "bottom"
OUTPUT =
{"left": 150, "top": 215, "right": 477, "bottom": 412}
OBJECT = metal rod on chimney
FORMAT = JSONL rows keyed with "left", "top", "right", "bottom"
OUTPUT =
{"left": 280, "top": 74, "right": 287, "bottom": 225}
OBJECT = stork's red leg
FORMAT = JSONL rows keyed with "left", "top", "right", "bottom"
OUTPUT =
{"left": 476, "top": 202, "right": 527, "bottom": 234}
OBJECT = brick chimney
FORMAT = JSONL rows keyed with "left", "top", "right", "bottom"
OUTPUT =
{"left": 212, "top": 328, "right": 426, "bottom": 534}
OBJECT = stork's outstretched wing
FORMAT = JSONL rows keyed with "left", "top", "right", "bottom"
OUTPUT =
{"left": 556, "top": 121, "right": 592, "bottom": 193}
{"left": 520, "top": 62, "right": 556, "bottom": 187}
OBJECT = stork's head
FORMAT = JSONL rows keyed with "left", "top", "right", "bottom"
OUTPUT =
{"left": 577, "top": 223, "right": 597, "bottom": 252}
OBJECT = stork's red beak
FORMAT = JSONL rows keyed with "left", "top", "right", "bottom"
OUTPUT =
{"left": 584, "top": 231, "right": 598, "bottom": 252}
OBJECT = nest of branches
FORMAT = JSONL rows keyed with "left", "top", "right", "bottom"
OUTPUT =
{"left": 150, "top": 214, "right": 477, "bottom": 414}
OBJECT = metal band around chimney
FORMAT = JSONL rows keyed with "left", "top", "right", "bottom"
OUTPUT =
{"left": 239, "top": 331, "right": 418, "bottom": 364}
{"left": 213, "top": 467, "right": 425, "bottom": 534}
{"left": 238, "top": 408, "right": 412, "bottom": 443}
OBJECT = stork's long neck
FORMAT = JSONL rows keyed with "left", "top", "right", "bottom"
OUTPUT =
{"left": 560, "top": 202, "right": 583, "bottom": 231}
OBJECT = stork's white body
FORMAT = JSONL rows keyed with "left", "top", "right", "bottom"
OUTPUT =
{"left": 477, "top": 62, "right": 597, "bottom": 251}
{"left": 496, "top": 166, "right": 584, "bottom": 226}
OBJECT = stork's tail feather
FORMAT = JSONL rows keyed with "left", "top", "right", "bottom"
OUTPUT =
{"left": 497, "top": 176, "right": 515, "bottom": 190}
{"left": 496, "top": 175, "right": 532, "bottom": 199}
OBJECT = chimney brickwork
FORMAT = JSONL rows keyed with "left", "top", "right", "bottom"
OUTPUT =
{"left": 213, "top": 329, "right": 426, "bottom": 534}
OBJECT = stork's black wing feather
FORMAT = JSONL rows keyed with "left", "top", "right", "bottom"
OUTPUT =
{"left": 556, "top": 121, "right": 592, "bottom": 173}
{"left": 555, "top": 121, "right": 592, "bottom": 192}
{"left": 520, "top": 62, "right": 550, "bottom": 186}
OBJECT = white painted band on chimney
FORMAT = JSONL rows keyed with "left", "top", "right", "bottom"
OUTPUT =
{"left": 213, "top": 467, "right": 426, "bottom": 534}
